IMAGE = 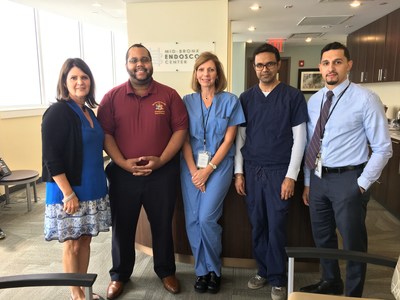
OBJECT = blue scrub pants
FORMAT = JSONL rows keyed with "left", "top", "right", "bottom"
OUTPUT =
{"left": 309, "top": 167, "right": 369, "bottom": 297}
{"left": 180, "top": 158, "right": 233, "bottom": 277}
{"left": 244, "top": 162, "right": 290, "bottom": 287}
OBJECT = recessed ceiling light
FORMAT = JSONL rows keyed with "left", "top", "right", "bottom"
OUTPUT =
{"left": 250, "top": 4, "right": 261, "bottom": 11}
{"left": 305, "top": 37, "right": 312, "bottom": 42}
{"left": 92, "top": 2, "right": 102, "bottom": 8}
{"left": 247, "top": 39, "right": 253, "bottom": 43}
{"left": 350, "top": 1, "right": 361, "bottom": 8}
{"left": 248, "top": 26, "right": 256, "bottom": 31}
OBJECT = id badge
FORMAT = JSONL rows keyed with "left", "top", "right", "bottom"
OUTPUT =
{"left": 314, "top": 157, "right": 322, "bottom": 179}
{"left": 197, "top": 150, "right": 211, "bottom": 169}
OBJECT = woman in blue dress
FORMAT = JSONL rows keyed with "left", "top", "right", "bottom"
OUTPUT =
{"left": 181, "top": 52, "right": 245, "bottom": 294}
{"left": 41, "top": 58, "right": 111, "bottom": 300}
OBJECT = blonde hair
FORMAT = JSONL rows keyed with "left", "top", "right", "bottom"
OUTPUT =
{"left": 190, "top": 52, "right": 227, "bottom": 93}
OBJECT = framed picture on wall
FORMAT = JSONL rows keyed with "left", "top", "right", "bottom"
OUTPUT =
{"left": 298, "top": 68, "right": 324, "bottom": 93}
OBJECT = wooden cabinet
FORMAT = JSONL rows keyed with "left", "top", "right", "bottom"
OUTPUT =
{"left": 385, "top": 139, "right": 400, "bottom": 218}
{"left": 346, "top": 28, "right": 360, "bottom": 83}
{"left": 383, "top": 9, "right": 400, "bottom": 82}
{"left": 370, "top": 160, "right": 389, "bottom": 207}
{"left": 347, "top": 8, "right": 400, "bottom": 83}
{"left": 370, "top": 16, "right": 387, "bottom": 82}
{"left": 347, "top": 17, "right": 387, "bottom": 83}
{"left": 371, "top": 138, "right": 400, "bottom": 219}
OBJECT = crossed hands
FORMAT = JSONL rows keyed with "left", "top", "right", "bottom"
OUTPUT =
{"left": 191, "top": 168, "right": 211, "bottom": 193}
{"left": 120, "top": 156, "right": 163, "bottom": 176}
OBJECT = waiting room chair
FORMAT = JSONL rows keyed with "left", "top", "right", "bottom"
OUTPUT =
{"left": 285, "top": 247, "right": 399, "bottom": 300}
{"left": 0, "top": 273, "right": 97, "bottom": 300}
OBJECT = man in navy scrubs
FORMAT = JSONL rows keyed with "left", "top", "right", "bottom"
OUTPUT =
{"left": 234, "top": 43, "right": 308, "bottom": 300}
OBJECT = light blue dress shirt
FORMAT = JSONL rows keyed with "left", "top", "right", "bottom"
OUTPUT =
{"left": 304, "top": 79, "right": 392, "bottom": 190}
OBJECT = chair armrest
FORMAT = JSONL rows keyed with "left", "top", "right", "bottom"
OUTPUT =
{"left": 285, "top": 247, "right": 397, "bottom": 295}
{"left": 0, "top": 273, "right": 97, "bottom": 300}
{"left": 0, "top": 273, "right": 97, "bottom": 289}
{"left": 285, "top": 247, "right": 397, "bottom": 268}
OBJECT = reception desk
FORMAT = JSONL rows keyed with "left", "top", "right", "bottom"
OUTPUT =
{"left": 135, "top": 175, "right": 316, "bottom": 269}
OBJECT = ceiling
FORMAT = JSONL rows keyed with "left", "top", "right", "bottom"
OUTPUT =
{"left": 12, "top": 0, "right": 400, "bottom": 46}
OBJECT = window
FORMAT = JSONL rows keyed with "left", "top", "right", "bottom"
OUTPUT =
{"left": 0, "top": 1, "right": 40, "bottom": 108}
{"left": 81, "top": 23, "right": 114, "bottom": 102}
{"left": 114, "top": 32, "right": 129, "bottom": 85}
{"left": 39, "top": 10, "right": 81, "bottom": 104}
{"left": 0, "top": 0, "right": 127, "bottom": 112}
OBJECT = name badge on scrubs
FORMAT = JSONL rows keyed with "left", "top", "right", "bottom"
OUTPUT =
{"left": 314, "top": 156, "right": 322, "bottom": 179}
{"left": 197, "top": 150, "right": 211, "bottom": 169}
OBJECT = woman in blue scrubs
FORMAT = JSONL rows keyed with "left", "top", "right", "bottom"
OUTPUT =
{"left": 180, "top": 52, "right": 245, "bottom": 294}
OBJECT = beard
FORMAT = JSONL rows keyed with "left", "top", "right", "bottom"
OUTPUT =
{"left": 325, "top": 73, "right": 339, "bottom": 86}
{"left": 127, "top": 66, "right": 153, "bottom": 84}
{"left": 326, "top": 78, "right": 339, "bottom": 85}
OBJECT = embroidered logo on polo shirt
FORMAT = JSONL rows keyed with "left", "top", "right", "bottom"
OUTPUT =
{"left": 153, "top": 101, "right": 166, "bottom": 115}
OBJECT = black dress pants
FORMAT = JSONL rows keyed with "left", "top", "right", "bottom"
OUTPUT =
{"left": 106, "top": 158, "right": 179, "bottom": 281}
{"left": 309, "top": 168, "right": 370, "bottom": 297}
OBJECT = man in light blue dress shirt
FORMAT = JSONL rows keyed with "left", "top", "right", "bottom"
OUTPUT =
{"left": 301, "top": 42, "right": 392, "bottom": 297}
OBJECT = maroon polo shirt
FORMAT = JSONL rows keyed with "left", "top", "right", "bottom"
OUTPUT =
{"left": 97, "top": 79, "right": 188, "bottom": 159}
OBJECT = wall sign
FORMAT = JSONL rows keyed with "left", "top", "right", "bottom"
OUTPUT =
{"left": 144, "top": 42, "right": 216, "bottom": 72}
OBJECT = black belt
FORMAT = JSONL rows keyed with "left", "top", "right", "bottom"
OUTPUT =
{"left": 322, "top": 163, "right": 366, "bottom": 174}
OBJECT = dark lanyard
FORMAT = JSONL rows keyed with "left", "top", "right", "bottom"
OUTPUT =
{"left": 319, "top": 82, "right": 351, "bottom": 138}
{"left": 200, "top": 95, "right": 213, "bottom": 148}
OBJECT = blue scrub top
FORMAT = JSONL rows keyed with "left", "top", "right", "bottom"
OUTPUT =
{"left": 183, "top": 91, "right": 245, "bottom": 160}
{"left": 240, "top": 82, "right": 308, "bottom": 166}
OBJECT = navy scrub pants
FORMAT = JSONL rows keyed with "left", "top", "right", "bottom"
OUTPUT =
{"left": 106, "top": 158, "right": 179, "bottom": 282}
{"left": 244, "top": 163, "right": 290, "bottom": 287}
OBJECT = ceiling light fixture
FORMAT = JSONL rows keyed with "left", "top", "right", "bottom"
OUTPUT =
{"left": 284, "top": 5, "right": 293, "bottom": 9}
{"left": 305, "top": 37, "right": 312, "bottom": 42}
{"left": 250, "top": 4, "right": 261, "bottom": 11}
{"left": 350, "top": 1, "right": 361, "bottom": 8}
{"left": 247, "top": 39, "right": 253, "bottom": 43}
{"left": 248, "top": 26, "right": 256, "bottom": 31}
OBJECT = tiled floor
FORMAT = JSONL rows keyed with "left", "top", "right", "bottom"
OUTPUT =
{"left": 0, "top": 183, "right": 399, "bottom": 299}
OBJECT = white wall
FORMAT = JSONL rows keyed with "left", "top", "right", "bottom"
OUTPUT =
{"left": 125, "top": 0, "right": 228, "bottom": 97}
{"left": 362, "top": 82, "right": 400, "bottom": 119}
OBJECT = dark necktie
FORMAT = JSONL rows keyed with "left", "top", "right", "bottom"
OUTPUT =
{"left": 304, "top": 90, "right": 334, "bottom": 169}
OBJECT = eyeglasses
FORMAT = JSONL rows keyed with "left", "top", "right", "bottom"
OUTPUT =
{"left": 254, "top": 62, "right": 277, "bottom": 70}
{"left": 128, "top": 57, "right": 151, "bottom": 64}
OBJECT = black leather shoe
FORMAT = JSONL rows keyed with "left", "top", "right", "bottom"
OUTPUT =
{"left": 194, "top": 274, "right": 210, "bottom": 293}
{"left": 207, "top": 271, "right": 221, "bottom": 294}
{"left": 300, "top": 279, "right": 344, "bottom": 295}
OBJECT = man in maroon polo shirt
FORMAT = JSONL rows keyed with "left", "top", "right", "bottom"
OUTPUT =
{"left": 97, "top": 44, "right": 188, "bottom": 299}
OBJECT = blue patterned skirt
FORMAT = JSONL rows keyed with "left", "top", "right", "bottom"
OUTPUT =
{"left": 44, "top": 195, "right": 111, "bottom": 242}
